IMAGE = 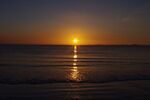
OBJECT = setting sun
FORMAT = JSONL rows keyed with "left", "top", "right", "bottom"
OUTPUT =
{"left": 73, "top": 38, "right": 78, "bottom": 44}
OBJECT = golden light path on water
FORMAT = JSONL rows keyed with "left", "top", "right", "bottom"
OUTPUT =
{"left": 70, "top": 39, "right": 82, "bottom": 82}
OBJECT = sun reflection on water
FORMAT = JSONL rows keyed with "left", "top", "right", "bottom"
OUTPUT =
{"left": 70, "top": 45, "right": 82, "bottom": 82}
{"left": 74, "top": 45, "right": 77, "bottom": 50}
{"left": 73, "top": 59, "right": 77, "bottom": 62}
{"left": 71, "top": 65, "right": 79, "bottom": 80}
{"left": 73, "top": 54, "right": 78, "bottom": 59}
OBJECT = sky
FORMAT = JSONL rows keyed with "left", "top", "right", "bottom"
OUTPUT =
{"left": 0, "top": 0, "right": 150, "bottom": 45}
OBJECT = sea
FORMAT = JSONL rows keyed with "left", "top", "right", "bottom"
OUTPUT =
{"left": 0, "top": 45, "right": 150, "bottom": 100}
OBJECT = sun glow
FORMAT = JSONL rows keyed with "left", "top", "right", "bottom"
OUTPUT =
{"left": 73, "top": 38, "right": 78, "bottom": 44}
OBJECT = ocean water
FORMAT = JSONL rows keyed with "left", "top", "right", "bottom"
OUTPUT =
{"left": 0, "top": 45, "right": 150, "bottom": 100}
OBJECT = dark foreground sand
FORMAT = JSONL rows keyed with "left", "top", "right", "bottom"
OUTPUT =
{"left": 0, "top": 80, "right": 150, "bottom": 100}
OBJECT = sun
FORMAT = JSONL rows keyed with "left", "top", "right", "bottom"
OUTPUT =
{"left": 73, "top": 38, "right": 78, "bottom": 44}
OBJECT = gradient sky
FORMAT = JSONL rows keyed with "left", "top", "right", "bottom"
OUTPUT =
{"left": 0, "top": 0, "right": 150, "bottom": 45}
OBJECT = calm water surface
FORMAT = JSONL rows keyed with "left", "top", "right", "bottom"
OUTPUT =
{"left": 0, "top": 45, "right": 150, "bottom": 99}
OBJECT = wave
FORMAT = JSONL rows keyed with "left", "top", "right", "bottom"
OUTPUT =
{"left": 0, "top": 61, "right": 150, "bottom": 67}
{"left": 0, "top": 76, "right": 150, "bottom": 85}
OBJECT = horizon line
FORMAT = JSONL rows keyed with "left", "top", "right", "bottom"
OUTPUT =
{"left": 0, "top": 43, "right": 150, "bottom": 46}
